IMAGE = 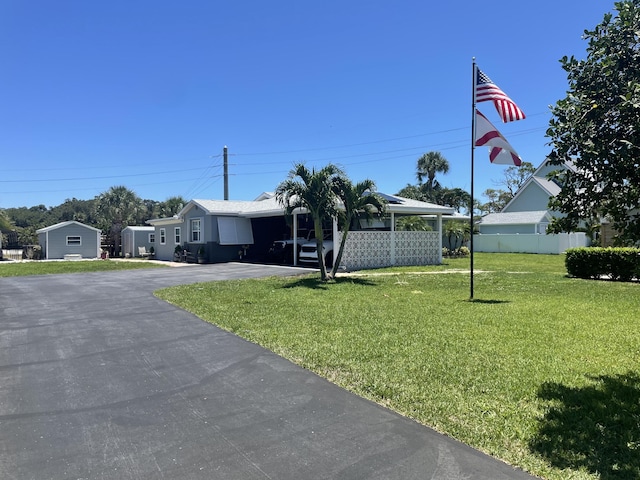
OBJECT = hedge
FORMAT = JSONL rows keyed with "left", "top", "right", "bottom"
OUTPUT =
{"left": 565, "top": 247, "right": 640, "bottom": 281}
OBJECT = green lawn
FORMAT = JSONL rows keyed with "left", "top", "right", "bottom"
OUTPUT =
{"left": 156, "top": 253, "right": 640, "bottom": 480}
{"left": 0, "top": 259, "right": 166, "bottom": 277}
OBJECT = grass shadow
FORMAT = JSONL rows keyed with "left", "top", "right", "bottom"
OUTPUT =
{"left": 282, "top": 276, "right": 378, "bottom": 290}
{"left": 529, "top": 372, "right": 640, "bottom": 479}
{"left": 467, "top": 298, "right": 511, "bottom": 304}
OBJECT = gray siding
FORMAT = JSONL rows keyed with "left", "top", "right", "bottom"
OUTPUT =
{"left": 39, "top": 224, "right": 100, "bottom": 259}
{"left": 153, "top": 222, "right": 183, "bottom": 261}
{"left": 182, "top": 205, "right": 210, "bottom": 244}
{"left": 503, "top": 184, "right": 552, "bottom": 212}
{"left": 122, "top": 227, "right": 155, "bottom": 257}
{"left": 479, "top": 224, "right": 538, "bottom": 235}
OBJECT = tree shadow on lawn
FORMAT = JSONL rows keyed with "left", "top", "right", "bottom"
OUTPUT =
{"left": 529, "top": 372, "right": 640, "bottom": 479}
{"left": 282, "top": 276, "right": 378, "bottom": 290}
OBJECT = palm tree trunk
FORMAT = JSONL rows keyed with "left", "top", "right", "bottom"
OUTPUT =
{"left": 329, "top": 227, "right": 349, "bottom": 279}
{"left": 314, "top": 219, "right": 328, "bottom": 281}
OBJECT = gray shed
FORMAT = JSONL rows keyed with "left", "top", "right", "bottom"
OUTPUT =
{"left": 121, "top": 226, "right": 155, "bottom": 258}
{"left": 36, "top": 221, "right": 102, "bottom": 260}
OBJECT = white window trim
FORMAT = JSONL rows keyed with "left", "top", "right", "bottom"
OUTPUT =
{"left": 174, "top": 227, "right": 181, "bottom": 245}
{"left": 190, "top": 217, "right": 203, "bottom": 243}
{"left": 160, "top": 228, "right": 166, "bottom": 245}
{"left": 66, "top": 235, "right": 82, "bottom": 246}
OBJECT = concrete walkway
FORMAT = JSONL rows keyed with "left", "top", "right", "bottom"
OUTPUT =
{"left": 0, "top": 263, "right": 538, "bottom": 479}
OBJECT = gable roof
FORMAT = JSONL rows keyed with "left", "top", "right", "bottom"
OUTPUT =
{"left": 478, "top": 210, "right": 552, "bottom": 226}
{"left": 502, "top": 158, "right": 573, "bottom": 212}
{"left": 36, "top": 220, "right": 101, "bottom": 234}
{"left": 534, "top": 157, "right": 577, "bottom": 176}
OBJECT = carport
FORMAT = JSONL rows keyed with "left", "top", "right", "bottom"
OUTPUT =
{"left": 147, "top": 192, "right": 453, "bottom": 268}
{"left": 288, "top": 193, "right": 455, "bottom": 269}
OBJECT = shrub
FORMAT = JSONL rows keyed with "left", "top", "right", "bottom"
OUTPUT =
{"left": 442, "top": 246, "right": 469, "bottom": 258}
{"left": 565, "top": 247, "right": 640, "bottom": 281}
{"left": 21, "top": 245, "right": 42, "bottom": 260}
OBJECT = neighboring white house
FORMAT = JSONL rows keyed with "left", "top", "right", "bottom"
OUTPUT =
{"left": 475, "top": 159, "right": 589, "bottom": 253}
{"left": 36, "top": 221, "right": 102, "bottom": 260}
{"left": 121, "top": 226, "right": 155, "bottom": 258}
{"left": 147, "top": 192, "right": 455, "bottom": 268}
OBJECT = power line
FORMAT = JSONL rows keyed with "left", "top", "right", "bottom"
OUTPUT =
{"left": 0, "top": 166, "right": 220, "bottom": 184}
{"left": 1, "top": 116, "right": 548, "bottom": 189}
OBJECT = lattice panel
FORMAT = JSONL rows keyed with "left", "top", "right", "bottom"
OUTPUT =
{"left": 394, "top": 231, "right": 440, "bottom": 265}
{"left": 339, "top": 231, "right": 441, "bottom": 270}
{"left": 340, "top": 231, "right": 391, "bottom": 269}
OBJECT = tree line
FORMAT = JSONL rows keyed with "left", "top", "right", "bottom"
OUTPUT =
{"left": 0, "top": 187, "right": 185, "bottom": 255}
{"left": 1, "top": 153, "right": 532, "bottom": 253}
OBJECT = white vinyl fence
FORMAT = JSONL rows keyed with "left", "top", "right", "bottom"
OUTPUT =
{"left": 473, "top": 233, "right": 588, "bottom": 254}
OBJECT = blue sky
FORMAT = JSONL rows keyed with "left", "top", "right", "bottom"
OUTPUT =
{"left": 1, "top": 1, "right": 610, "bottom": 210}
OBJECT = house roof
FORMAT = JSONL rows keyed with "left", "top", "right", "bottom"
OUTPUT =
{"left": 189, "top": 196, "right": 286, "bottom": 218}
{"left": 533, "top": 157, "right": 577, "bottom": 176}
{"left": 478, "top": 210, "right": 552, "bottom": 225}
{"left": 148, "top": 192, "right": 455, "bottom": 224}
{"left": 502, "top": 159, "right": 572, "bottom": 212}
{"left": 36, "top": 220, "right": 101, "bottom": 234}
{"left": 122, "top": 226, "right": 155, "bottom": 231}
{"left": 531, "top": 176, "right": 562, "bottom": 197}
{"left": 383, "top": 196, "right": 454, "bottom": 215}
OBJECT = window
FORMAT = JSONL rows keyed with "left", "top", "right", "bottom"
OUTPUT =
{"left": 191, "top": 218, "right": 201, "bottom": 242}
{"left": 174, "top": 227, "right": 181, "bottom": 245}
{"left": 160, "top": 228, "right": 166, "bottom": 245}
{"left": 66, "top": 236, "right": 81, "bottom": 246}
{"left": 149, "top": 233, "right": 155, "bottom": 243}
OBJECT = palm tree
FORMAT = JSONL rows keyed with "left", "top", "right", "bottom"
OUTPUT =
{"left": 395, "top": 184, "right": 427, "bottom": 202}
{"left": 444, "top": 220, "right": 471, "bottom": 254}
{"left": 330, "top": 177, "right": 386, "bottom": 278}
{"left": 433, "top": 187, "right": 471, "bottom": 213}
{"left": 275, "top": 163, "right": 343, "bottom": 281}
{"left": 395, "top": 215, "right": 431, "bottom": 231}
{"left": 95, "top": 186, "right": 143, "bottom": 257}
{"left": 416, "top": 151, "right": 450, "bottom": 198}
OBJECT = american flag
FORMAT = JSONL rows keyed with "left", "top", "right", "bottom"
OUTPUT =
{"left": 475, "top": 68, "right": 525, "bottom": 123}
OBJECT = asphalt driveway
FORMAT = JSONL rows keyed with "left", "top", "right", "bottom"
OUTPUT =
{"left": 0, "top": 262, "right": 538, "bottom": 479}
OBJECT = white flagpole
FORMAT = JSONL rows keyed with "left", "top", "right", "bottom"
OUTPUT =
{"left": 470, "top": 58, "right": 477, "bottom": 300}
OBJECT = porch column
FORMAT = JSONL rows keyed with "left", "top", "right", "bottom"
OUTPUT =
{"left": 293, "top": 212, "right": 299, "bottom": 266}
{"left": 332, "top": 217, "right": 338, "bottom": 266}
{"left": 437, "top": 214, "right": 443, "bottom": 264}
{"left": 390, "top": 212, "right": 396, "bottom": 265}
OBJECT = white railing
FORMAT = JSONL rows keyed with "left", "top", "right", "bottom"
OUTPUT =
{"left": 1, "top": 249, "right": 23, "bottom": 261}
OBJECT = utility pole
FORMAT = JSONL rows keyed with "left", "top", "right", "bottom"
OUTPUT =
{"left": 223, "top": 145, "right": 229, "bottom": 200}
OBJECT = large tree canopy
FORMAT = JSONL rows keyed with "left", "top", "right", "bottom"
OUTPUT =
{"left": 95, "top": 186, "right": 144, "bottom": 256}
{"left": 547, "top": 0, "right": 640, "bottom": 243}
